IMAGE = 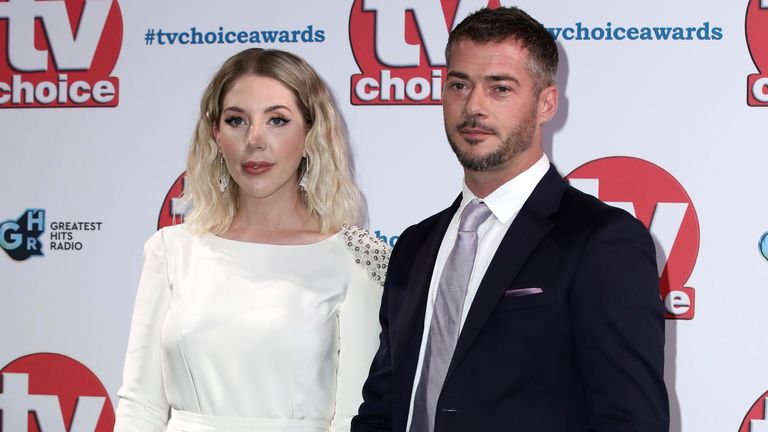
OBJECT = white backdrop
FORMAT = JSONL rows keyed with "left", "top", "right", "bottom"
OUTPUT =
{"left": 2, "top": 0, "right": 768, "bottom": 431}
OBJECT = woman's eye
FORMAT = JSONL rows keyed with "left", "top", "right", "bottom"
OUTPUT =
{"left": 268, "top": 116, "right": 289, "bottom": 126}
{"left": 224, "top": 116, "right": 246, "bottom": 127}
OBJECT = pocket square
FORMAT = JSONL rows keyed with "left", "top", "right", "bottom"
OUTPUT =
{"left": 504, "top": 287, "right": 543, "bottom": 297}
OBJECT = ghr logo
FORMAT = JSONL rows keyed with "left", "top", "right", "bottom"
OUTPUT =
{"left": 746, "top": 0, "right": 768, "bottom": 106}
{"left": 349, "top": 0, "right": 515, "bottom": 105}
{"left": 567, "top": 157, "right": 699, "bottom": 320}
{"left": 0, "top": 209, "right": 45, "bottom": 261}
{"left": 0, "top": 0, "right": 123, "bottom": 108}
{"left": 0, "top": 353, "right": 115, "bottom": 431}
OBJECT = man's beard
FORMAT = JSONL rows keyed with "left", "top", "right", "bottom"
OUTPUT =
{"left": 447, "top": 109, "right": 537, "bottom": 172}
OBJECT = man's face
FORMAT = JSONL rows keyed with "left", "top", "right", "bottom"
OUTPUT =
{"left": 443, "top": 39, "right": 547, "bottom": 173}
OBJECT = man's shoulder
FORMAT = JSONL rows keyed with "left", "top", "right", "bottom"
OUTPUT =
{"left": 557, "top": 184, "right": 649, "bottom": 236}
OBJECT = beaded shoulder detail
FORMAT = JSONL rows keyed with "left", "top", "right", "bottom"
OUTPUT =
{"left": 342, "top": 225, "right": 391, "bottom": 286}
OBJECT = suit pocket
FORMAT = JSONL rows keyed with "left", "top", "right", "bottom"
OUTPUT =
{"left": 497, "top": 286, "right": 554, "bottom": 311}
{"left": 504, "top": 287, "right": 543, "bottom": 297}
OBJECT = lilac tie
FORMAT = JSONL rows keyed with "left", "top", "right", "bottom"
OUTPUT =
{"left": 410, "top": 199, "right": 492, "bottom": 432}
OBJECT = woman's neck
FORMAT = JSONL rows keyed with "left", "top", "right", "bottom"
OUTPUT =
{"left": 222, "top": 190, "right": 328, "bottom": 244}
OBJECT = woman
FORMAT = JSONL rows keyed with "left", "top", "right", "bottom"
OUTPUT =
{"left": 115, "top": 48, "right": 389, "bottom": 432}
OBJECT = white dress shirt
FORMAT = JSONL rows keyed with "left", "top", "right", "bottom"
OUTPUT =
{"left": 405, "top": 154, "right": 551, "bottom": 429}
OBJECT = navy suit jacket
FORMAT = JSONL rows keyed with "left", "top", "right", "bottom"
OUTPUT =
{"left": 352, "top": 165, "right": 669, "bottom": 431}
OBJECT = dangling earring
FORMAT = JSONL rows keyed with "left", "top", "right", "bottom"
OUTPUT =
{"left": 218, "top": 154, "right": 229, "bottom": 194}
{"left": 299, "top": 155, "right": 309, "bottom": 192}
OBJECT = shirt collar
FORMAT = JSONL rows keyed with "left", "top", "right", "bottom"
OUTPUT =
{"left": 459, "top": 154, "right": 550, "bottom": 225}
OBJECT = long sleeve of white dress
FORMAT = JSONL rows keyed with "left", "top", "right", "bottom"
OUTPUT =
{"left": 332, "top": 262, "right": 384, "bottom": 432}
{"left": 115, "top": 229, "right": 172, "bottom": 431}
{"left": 114, "top": 225, "right": 387, "bottom": 432}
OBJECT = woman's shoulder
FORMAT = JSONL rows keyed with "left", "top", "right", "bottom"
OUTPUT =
{"left": 340, "top": 225, "right": 391, "bottom": 286}
{"left": 144, "top": 223, "right": 195, "bottom": 250}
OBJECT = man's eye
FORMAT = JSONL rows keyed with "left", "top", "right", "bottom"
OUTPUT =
{"left": 495, "top": 86, "right": 511, "bottom": 94}
{"left": 451, "top": 82, "right": 467, "bottom": 90}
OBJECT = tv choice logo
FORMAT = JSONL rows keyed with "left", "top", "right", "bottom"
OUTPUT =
{"left": 566, "top": 157, "right": 700, "bottom": 320}
{"left": 0, "top": 0, "right": 123, "bottom": 108}
{"left": 747, "top": 0, "right": 768, "bottom": 106}
{"left": 349, "top": 0, "right": 513, "bottom": 105}
{"left": 0, "top": 353, "right": 115, "bottom": 431}
{"left": 158, "top": 172, "right": 190, "bottom": 229}
{"left": 0, "top": 209, "right": 45, "bottom": 261}
{"left": 740, "top": 390, "right": 768, "bottom": 431}
{"left": 760, "top": 231, "right": 768, "bottom": 261}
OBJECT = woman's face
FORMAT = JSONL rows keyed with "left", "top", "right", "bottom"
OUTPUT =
{"left": 213, "top": 74, "right": 307, "bottom": 204}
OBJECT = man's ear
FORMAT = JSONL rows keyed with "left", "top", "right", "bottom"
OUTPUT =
{"left": 537, "top": 85, "right": 559, "bottom": 125}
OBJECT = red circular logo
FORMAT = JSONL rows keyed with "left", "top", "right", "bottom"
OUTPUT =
{"left": 157, "top": 172, "right": 188, "bottom": 230}
{"left": 566, "top": 157, "right": 700, "bottom": 319}
{"left": 0, "top": 353, "right": 115, "bottom": 431}
{"left": 746, "top": 0, "right": 768, "bottom": 106}
{"left": 740, "top": 390, "right": 768, "bottom": 431}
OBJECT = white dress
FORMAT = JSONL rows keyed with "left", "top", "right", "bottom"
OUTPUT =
{"left": 114, "top": 224, "right": 388, "bottom": 432}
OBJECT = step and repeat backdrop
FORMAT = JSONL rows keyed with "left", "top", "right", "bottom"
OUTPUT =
{"left": 2, "top": 0, "right": 767, "bottom": 430}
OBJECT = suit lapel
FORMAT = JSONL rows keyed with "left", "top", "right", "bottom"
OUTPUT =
{"left": 446, "top": 166, "right": 567, "bottom": 379}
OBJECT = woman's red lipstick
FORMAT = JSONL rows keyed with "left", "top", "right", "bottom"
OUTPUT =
{"left": 242, "top": 161, "right": 274, "bottom": 175}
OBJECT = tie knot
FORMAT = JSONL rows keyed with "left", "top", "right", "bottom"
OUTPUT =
{"left": 458, "top": 199, "right": 492, "bottom": 232}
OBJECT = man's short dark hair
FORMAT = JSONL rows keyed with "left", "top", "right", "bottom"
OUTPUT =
{"left": 446, "top": 7, "right": 558, "bottom": 95}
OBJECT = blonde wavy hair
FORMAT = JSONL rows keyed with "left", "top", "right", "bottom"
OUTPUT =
{"left": 183, "top": 48, "right": 362, "bottom": 235}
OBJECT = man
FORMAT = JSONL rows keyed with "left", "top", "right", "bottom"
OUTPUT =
{"left": 352, "top": 6, "right": 669, "bottom": 432}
